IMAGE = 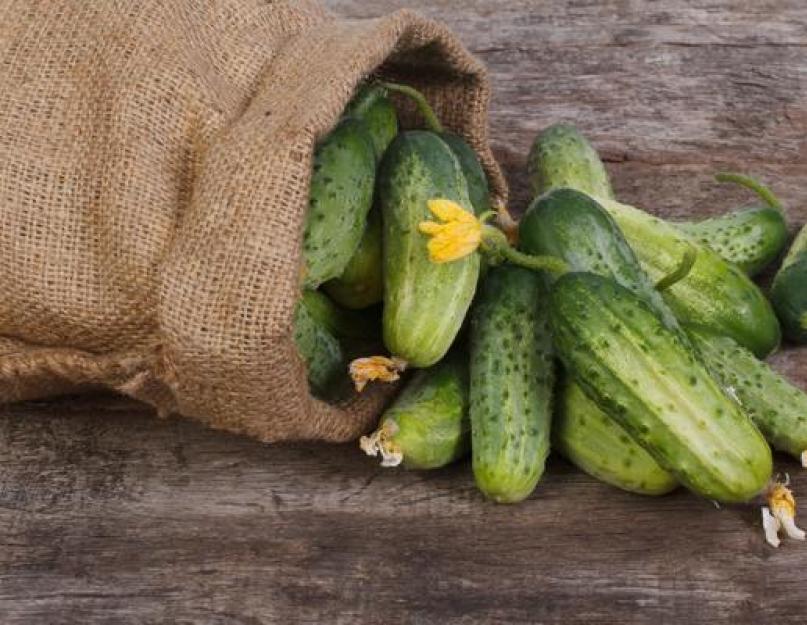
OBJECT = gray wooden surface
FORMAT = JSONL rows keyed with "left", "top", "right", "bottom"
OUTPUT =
{"left": 2, "top": 1, "right": 807, "bottom": 623}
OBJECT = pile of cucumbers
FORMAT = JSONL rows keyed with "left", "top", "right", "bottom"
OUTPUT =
{"left": 296, "top": 82, "right": 807, "bottom": 540}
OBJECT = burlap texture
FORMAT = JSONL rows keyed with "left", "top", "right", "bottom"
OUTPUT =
{"left": 0, "top": 0, "right": 505, "bottom": 442}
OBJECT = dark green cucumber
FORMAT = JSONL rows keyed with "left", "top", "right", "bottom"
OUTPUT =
{"left": 360, "top": 350, "right": 469, "bottom": 469}
{"left": 323, "top": 206, "right": 383, "bottom": 309}
{"left": 678, "top": 206, "right": 787, "bottom": 276}
{"left": 529, "top": 123, "right": 780, "bottom": 357}
{"left": 378, "top": 131, "right": 480, "bottom": 367}
{"left": 771, "top": 224, "right": 807, "bottom": 344}
{"left": 469, "top": 265, "right": 554, "bottom": 503}
{"left": 528, "top": 123, "right": 614, "bottom": 200}
{"left": 440, "top": 133, "right": 490, "bottom": 216}
{"left": 555, "top": 382, "right": 678, "bottom": 496}
{"left": 302, "top": 118, "right": 376, "bottom": 288}
{"left": 689, "top": 327, "right": 807, "bottom": 460}
{"left": 550, "top": 273, "right": 772, "bottom": 503}
{"left": 344, "top": 85, "right": 398, "bottom": 161}
{"left": 293, "top": 297, "right": 345, "bottom": 398}
{"left": 299, "top": 289, "right": 380, "bottom": 342}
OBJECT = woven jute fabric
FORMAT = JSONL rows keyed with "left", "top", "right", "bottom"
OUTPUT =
{"left": 0, "top": 0, "right": 505, "bottom": 442}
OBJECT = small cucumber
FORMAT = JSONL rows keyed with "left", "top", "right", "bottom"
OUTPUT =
{"left": 323, "top": 207, "right": 383, "bottom": 309}
{"left": 293, "top": 296, "right": 345, "bottom": 398}
{"left": 554, "top": 382, "right": 678, "bottom": 496}
{"left": 302, "top": 118, "right": 376, "bottom": 288}
{"left": 360, "top": 350, "right": 469, "bottom": 469}
{"left": 528, "top": 123, "right": 614, "bottom": 200}
{"left": 469, "top": 265, "right": 554, "bottom": 503}
{"left": 771, "top": 224, "right": 807, "bottom": 344}
{"left": 298, "top": 289, "right": 380, "bottom": 342}
{"left": 440, "top": 133, "right": 491, "bottom": 216}
{"left": 528, "top": 123, "right": 780, "bottom": 357}
{"left": 677, "top": 206, "right": 787, "bottom": 276}
{"left": 689, "top": 327, "right": 807, "bottom": 460}
{"left": 550, "top": 272, "right": 772, "bottom": 503}
{"left": 378, "top": 131, "right": 480, "bottom": 367}
{"left": 344, "top": 85, "right": 399, "bottom": 161}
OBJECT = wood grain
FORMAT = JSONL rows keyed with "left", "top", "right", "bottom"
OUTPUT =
{"left": 2, "top": 1, "right": 807, "bottom": 623}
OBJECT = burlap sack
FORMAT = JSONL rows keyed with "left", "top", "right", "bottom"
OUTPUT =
{"left": 0, "top": 0, "right": 505, "bottom": 442}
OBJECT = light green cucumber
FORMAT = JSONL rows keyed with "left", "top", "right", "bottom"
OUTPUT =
{"left": 771, "top": 224, "right": 807, "bottom": 344}
{"left": 302, "top": 118, "right": 376, "bottom": 288}
{"left": 293, "top": 297, "right": 345, "bottom": 399}
{"left": 529, "top": 122, "right": 780, "bottom": 357}
{"left": 360, "top": 350, "right": 469, "bottom": 469}
{"left": 550, "top": 272, "right": 772, "bottom": 503}
{"left": 554, "top": 383, "right": 678, "bottom": 496}
{"left": 323, "top": 207, "right": 383, "bottom": 309}
{"left": 378, "top": 130, "right": 480, "bottom": 367}
{"left": 469, "top": 265, "right": 554, "bottom": 503}
{"left": 439, "top": 133, "right": 490, "bottom": 216}
{"left": 344, "top": 84, "right": 399, "bottom": 161}
{"left": 689, "top": 327, "right": 807, "bottom": 460}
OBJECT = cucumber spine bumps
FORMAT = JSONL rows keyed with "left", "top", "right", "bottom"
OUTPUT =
{"left": 771, "top": 224, "right": 807, "bottom": 344}
{"left": 302, "top": 118, "right": 376, "bottom": 288}
{"left": 470, "top": 265, "right": 554, "bottom": 503}
{"left": 378, "top": 131, "right": 480, "bottom": 367}
{"left": 528, "top": 122, "right": 780, "bottom": 358}
{"left": 555, "top": 382, "right": 677, "bottom": 495}
{"left": 550, "top": 273, "right": 772, "bottom": 503}
{"left": 360, "top": 349, "right": 470, "bottom": 469}
{"left": 293, "top": 296, "right": 345, "bottom": 398}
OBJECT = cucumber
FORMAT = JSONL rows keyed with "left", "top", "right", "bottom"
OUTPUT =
{"left": 528, "top": 123, "right": 614, "bottom": 200}
{"left": 302, "top": 118, "right": 376, "bottom": 288}
{"left": 677, "top": 206, "right": 787, "bottom": 276}
{"left": 323, "top": 207, "right": 383, "bottom": 309}
{"left": 293, "top": 296, "right": 345, "bottom": 398}
{"left": 529, "top": 123, "right": 780, "bottom": 357}
{"left": 378, "top": 130, "right": 480, "bottom": 367}
{"left": 689, "top": 327, "right": 807, "bottom": 460}
{"left": 344, "top": 85, "right": 398, "bottom": 161}
{"left": 550, "top": 272, "right": 772, "bottom": 503}
{"left": 360, "top": 350, "right": 469, "bottom": 469}
{"left": 771, "top": 224, "right": 807, "bottom": 344}
{"left": 440, "top": 133, "right": 490, "bottom": 216}
{"left": 298, "top": 289, "right": 380, "bottom": 342}
{"left": 469, "top": 265, "right": 553, "bottom": 503}
{"left": 555, "top": 382, "right": 678, "bottom": 496}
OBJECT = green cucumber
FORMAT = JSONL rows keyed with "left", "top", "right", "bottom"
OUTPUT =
{"left": 439, "top": 133, "right": 490, "bottom": 216}
{"left": 299, "top": 289, "right": 380, "bottom": 342}
{"left": 360, "top": 350, "right": 469, "bottom": 469}
{"left": 771, "top": 224, "right": 807, "bottom": 344}
{"left": 550, "top": 272, "right": 772, "bottom": 503}
{"left": 293, "top": 297, "right": 345, "bottom": 398}
{"left": 528, "top": 123, "right": 614, "bottom": 200}
{"left": 323, "top": 207, "right": 383, "bottom": 309}
{"left": 689, "top": 327, "right": 807, "bottom": 460}
{"left": 554, "top": 382, "right": 678, "bottom": 496}
{"left": 302, "top": 118, "right": 376, "bottom": 288}
{"left": 529, "top": 123, "right": 780, "bottom": 357}
{"left": 678, "top": 207, "right": 787, "bottom": 276}
{"left": 469, "top": 265, "right": 554, "bottom": 503}
{"left": 378, "top": 130, "right": 480, "bottom": 367}
{"left": 344, "top": 85, "right": 398, "bottom": 161}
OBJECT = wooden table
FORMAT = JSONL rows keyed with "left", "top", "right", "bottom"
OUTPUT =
{"left": 2, "top": 1, "right": 807, "bottom": 623}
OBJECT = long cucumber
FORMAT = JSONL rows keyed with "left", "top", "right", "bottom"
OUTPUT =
{"left": 771, "top": 224, "right": 807, "bottom": 344}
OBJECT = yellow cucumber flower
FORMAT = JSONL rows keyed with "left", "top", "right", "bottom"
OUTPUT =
{"left": 418, "top": 198, "right": 482, "bottom": 263}
{"left": 349, "top": 356, "right": 407, "bottom": 392}
{"left": 762, "top": 478, "right": 805, "bottom": 547}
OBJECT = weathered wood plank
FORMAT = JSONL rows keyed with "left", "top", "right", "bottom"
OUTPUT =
{"left": 1, "top": 1, "right": 807, "bottom": 623}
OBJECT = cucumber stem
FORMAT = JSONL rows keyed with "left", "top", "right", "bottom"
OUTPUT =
{"left": 377, "top": 82, "right": 445, "bottom": 134}
{"left": 481, "top": 226, "right": 569, "bottom": 275}
{"left": 715, "top": 172, "right": 782, "bottom": 212}
{"left": 655, "top": 244, "right": 697, "bottom": 291}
